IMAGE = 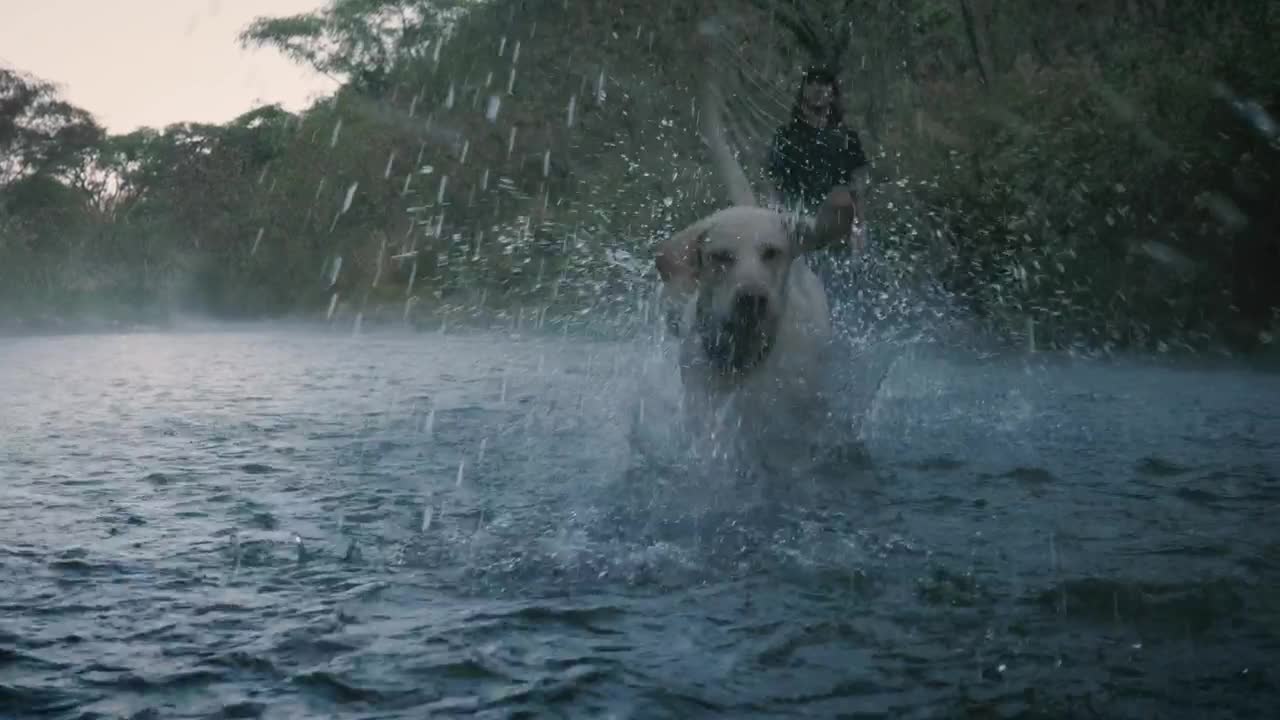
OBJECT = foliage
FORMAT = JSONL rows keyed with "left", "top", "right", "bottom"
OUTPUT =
{"left": 1, "top": 0, "right": 1277, "bottom": 352}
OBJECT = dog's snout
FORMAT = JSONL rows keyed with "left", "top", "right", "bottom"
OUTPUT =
{"left": 732, "top": 292, "right": 769, "bottom": 324}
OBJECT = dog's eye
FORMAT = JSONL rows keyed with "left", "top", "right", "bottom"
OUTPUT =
{"left": 707, "top": 250, "right": 734, "bottom": 265}
{"left": 761, "top": 247, "right": 782, "bottom": 262}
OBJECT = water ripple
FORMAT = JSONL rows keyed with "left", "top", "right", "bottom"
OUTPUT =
{"left": 0, "top": 330, "right": 1277, "bottom": 718}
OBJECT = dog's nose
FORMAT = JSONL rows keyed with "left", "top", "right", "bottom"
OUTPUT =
{"left": 731, "top": 292, "right": 769, "bottom": 325}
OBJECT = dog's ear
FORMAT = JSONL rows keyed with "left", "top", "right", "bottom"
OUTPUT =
{"left": 655, "top": 219, "right": 711, "bottom": 294}
{"left": 790, "top": 188, "right": 858, "bottom": 254}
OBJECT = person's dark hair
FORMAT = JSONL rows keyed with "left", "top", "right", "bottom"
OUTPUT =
{"left": 791, "top": 65, "right": 844, "bottom": 127}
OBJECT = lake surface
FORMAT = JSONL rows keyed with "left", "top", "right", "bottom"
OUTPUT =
{"left": 2, "top": 326, "right": 1278, "bottom": 718}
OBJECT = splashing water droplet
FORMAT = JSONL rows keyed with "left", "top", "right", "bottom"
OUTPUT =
{"left": 507, "top": 127, "right": 517, "bottom": 158}
{"left": 421, "top": 504, "right": 433, "bottom": 531}
{"left": 372, "top": 236, "right": 386, "bottom": 287}
{"left": 424, "top": 405, "right": 436, "bottom": 438}
{"left": 499, "top": 372, "right": 508, "bottom": 403}
{"left": 328, "top": 256, "right": 343, "bottom": 287}
{"left": 507, "top": 67, "right": 517, "bottom": 94}
{"left": 326, "top": 292, "right": 340, "bottom": 320}
{"left": 480, "top": 168, "right": 490, "bottom": 191}
{"left": 459, "top": 140, "right": 469, "bottom": 164}
{"left": 566, "top": 95, "right": 576, "bottom": 128}
{"left": 486, "top": 95, "right": 501, "bottom": 122}
{"left": 250, "top": 227, "right": 264, "bottom": 255}
{"left": 542, "top": 150, "right": 551, "bottom": 178}
{"left": 498, "top": 35, "right": 507, "bottom": 56}
{"left": 329, "top": 119, "right": 342, "bottom": 148}
{"left": 478, "top": 437, "right": 487, "bottom": 463}
{"left": 445, "top": 83, "right": 454, "bottom": 110}
{"left": 341, "top": 182, "right": 359, "bottom": 214}
{"left": 437, "top": 175, "right": 448, "bottom": 204}
{"left": 384, "top": 151, "right": 396, "bottom": 178}
{"left": 456, "top": 460, "right": 465, "bottom": 487}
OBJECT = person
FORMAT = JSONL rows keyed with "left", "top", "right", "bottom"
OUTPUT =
{"left": 764, "top": 66, "right": 871, "bottom": 288}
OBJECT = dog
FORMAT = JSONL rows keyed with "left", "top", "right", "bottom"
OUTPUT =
{"left": 653, "top": 47, "right": 857, "bottom": 424}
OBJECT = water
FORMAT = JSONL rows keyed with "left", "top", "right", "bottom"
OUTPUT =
{"left": 2, "top": 328, "right": 1278, "bottom": 718}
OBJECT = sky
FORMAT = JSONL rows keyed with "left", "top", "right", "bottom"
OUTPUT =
{"left": 0, "top": 0, "right": 340, "bottom": 134}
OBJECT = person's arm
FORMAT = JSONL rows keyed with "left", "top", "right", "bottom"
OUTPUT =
{"left": 838, "top": 129, "right": 872, "bottom": 248}
{"left": 842, "top": 129, "right": 871, "bottom": 204}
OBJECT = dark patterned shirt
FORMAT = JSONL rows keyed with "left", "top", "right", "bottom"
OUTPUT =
{"left": 765, "top": 118, "right": 869, "bottom": 214}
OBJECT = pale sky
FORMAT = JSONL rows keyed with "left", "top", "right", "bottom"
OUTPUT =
{"left": 0, "top": 0, "right": 340, "bottom": 134}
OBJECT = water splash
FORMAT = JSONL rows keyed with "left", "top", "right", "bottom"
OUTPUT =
{"left": 566, "top": 95, "right": 576, "bottom": 128}
{"left": 341, "top": 182, "right": 359, "bottom": 214}
{"left": 486, "top": 95, "right": 501, "bottom": 122}
{"left": 250, "top": 227, "right": 264, "bottom": 256}
{"left": 372, "top": 236, "right": 387, "bottom": 287}
{"left": 406, "top": 258, "right": 418, "bottom": 296}
{"left": 383, "top": 151, "right": 397, "bottom": 179}
{"left": 329, "top": 119, "right": 342, "bottom": 148}
{"left": 328, "top": 256, "right": 343, "bottom": 288}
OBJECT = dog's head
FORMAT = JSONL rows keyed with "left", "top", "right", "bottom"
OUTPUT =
{"left": 656, "top": 205, "right": 840, "bottom": 374}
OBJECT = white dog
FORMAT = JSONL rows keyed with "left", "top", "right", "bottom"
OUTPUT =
{"left": 654, "top": 69, "right": 857, "bottom": 444}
